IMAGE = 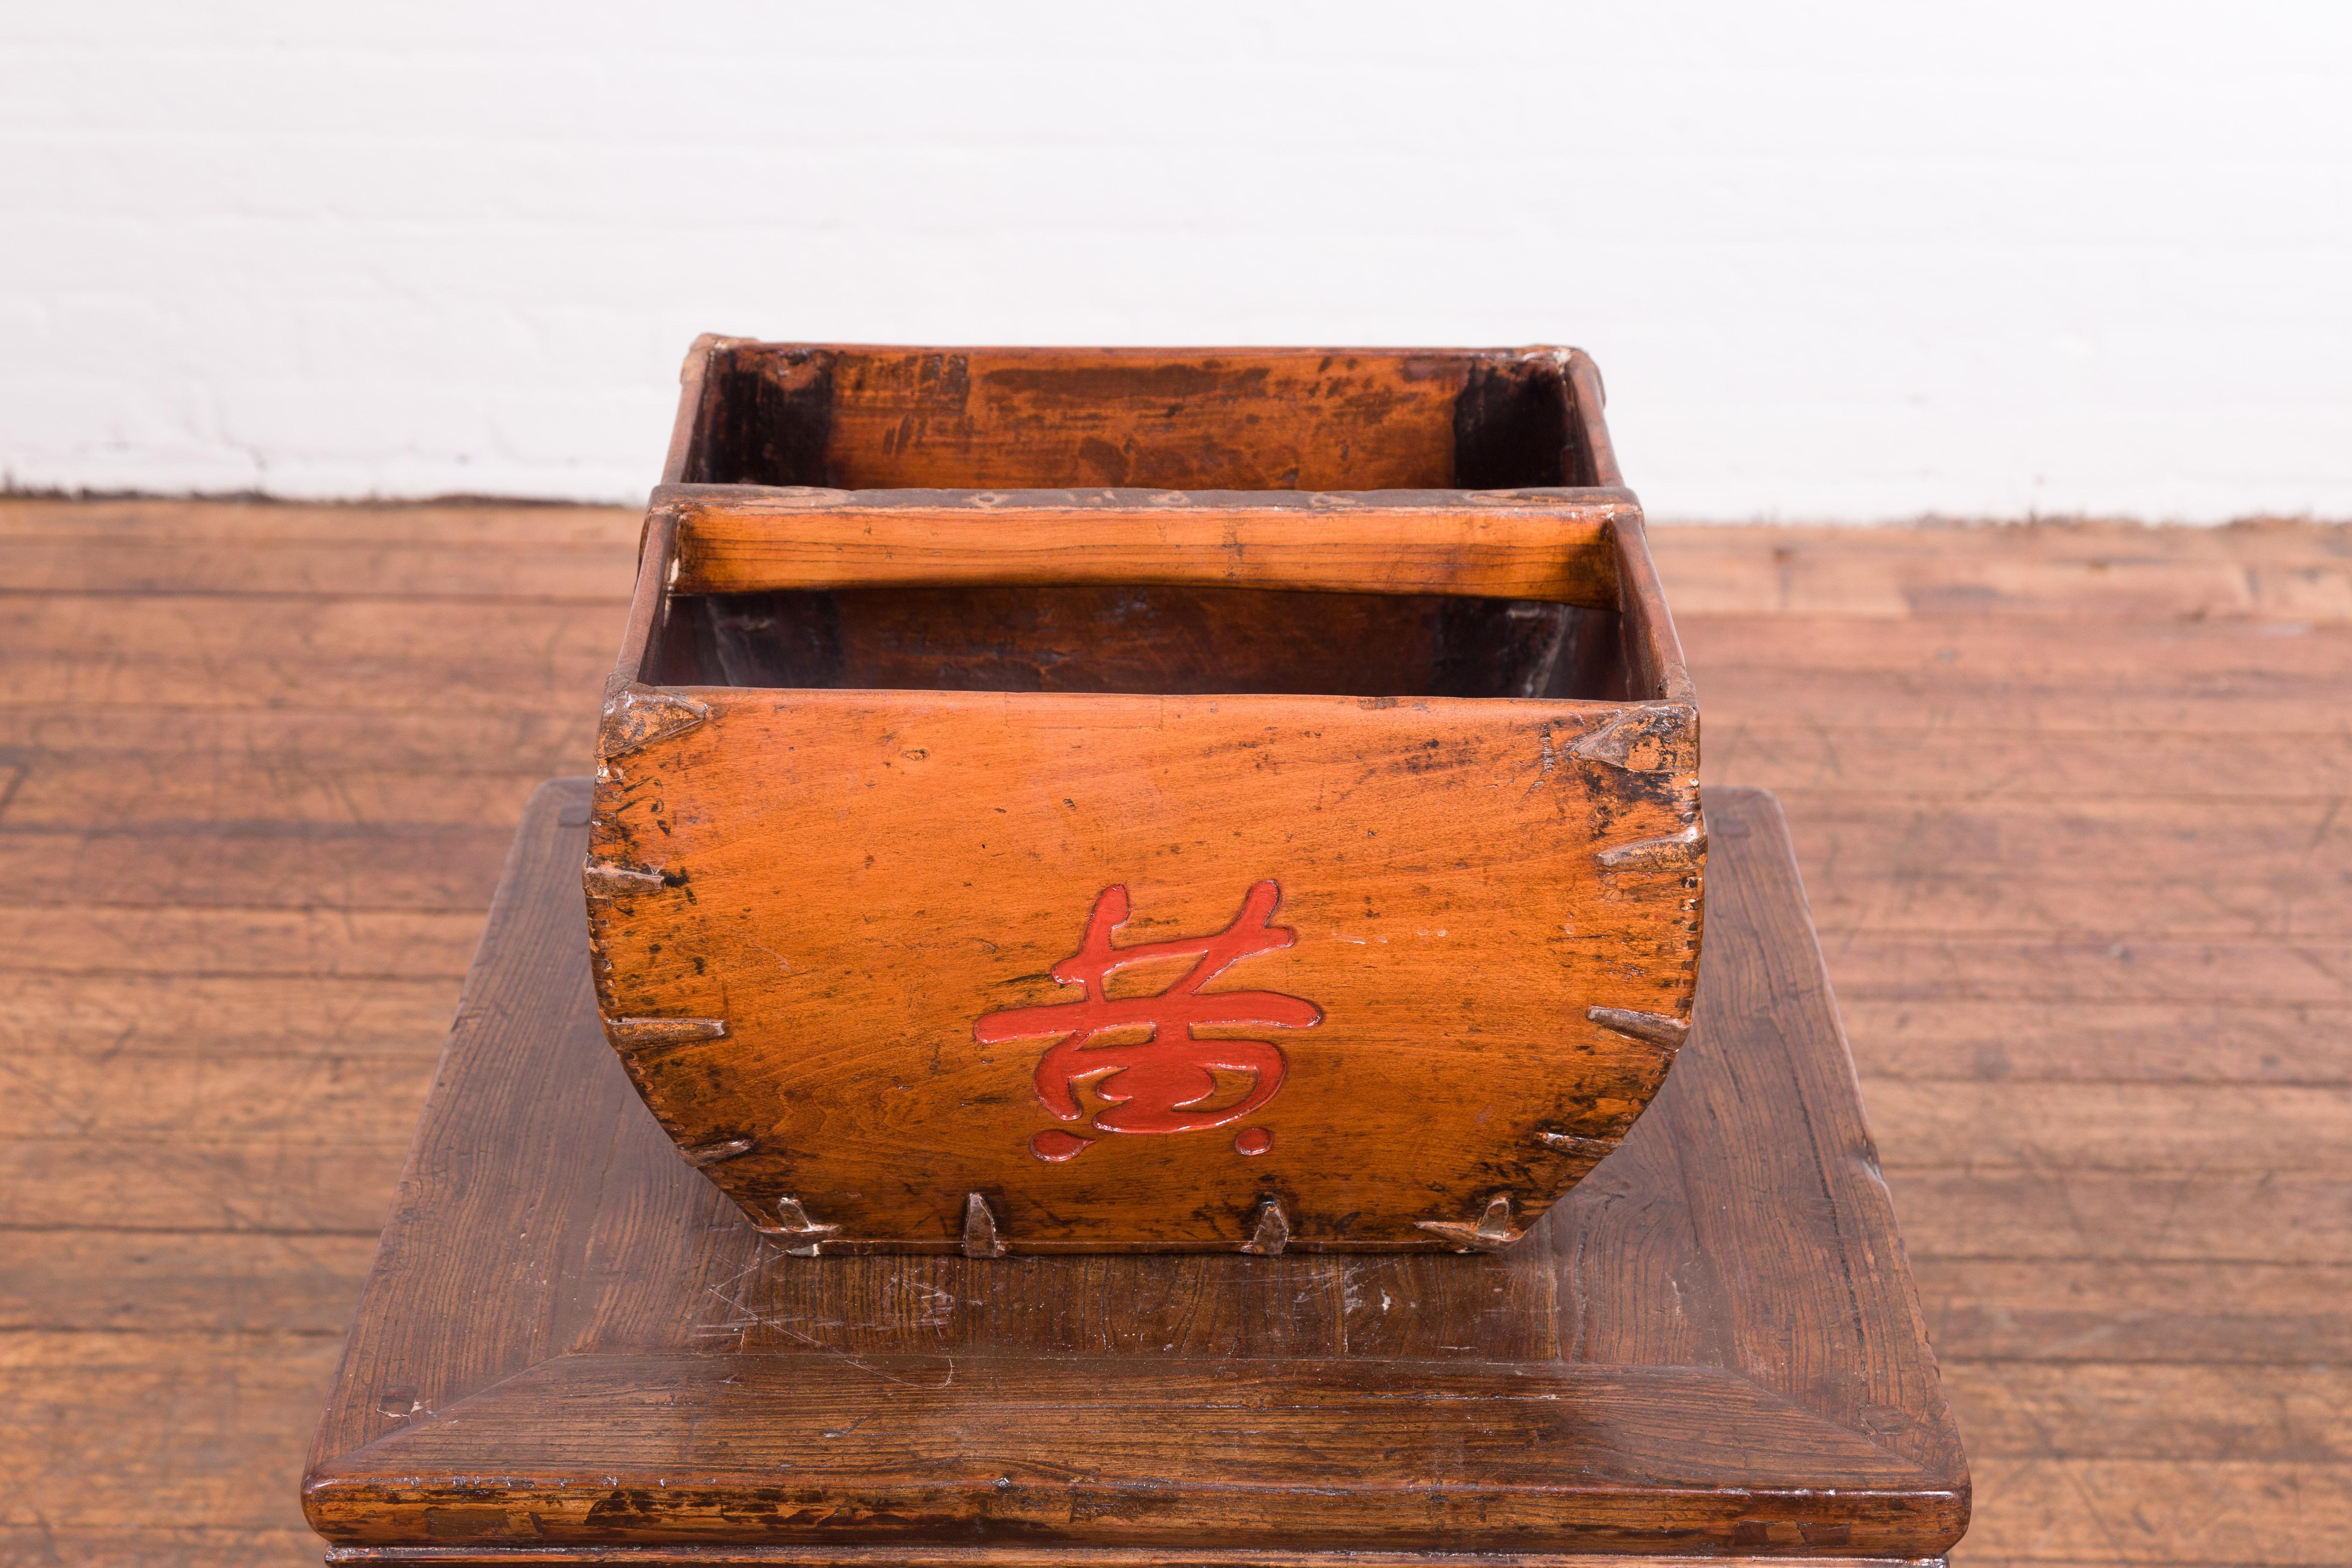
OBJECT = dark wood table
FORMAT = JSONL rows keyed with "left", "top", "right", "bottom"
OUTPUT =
{"left": 303, "top": 781, "right": 1967, "bottom": 1566}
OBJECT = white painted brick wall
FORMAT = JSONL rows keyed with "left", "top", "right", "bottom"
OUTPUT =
{"left": 3, "top": 1, "right": 2347, "bottom": 519}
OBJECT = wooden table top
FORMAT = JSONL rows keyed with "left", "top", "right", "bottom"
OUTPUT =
{"left": 302, "top": 781, "right": 1966, "bottom": 1565}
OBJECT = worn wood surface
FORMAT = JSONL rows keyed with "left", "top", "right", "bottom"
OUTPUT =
{"left": 590, "top": 683, "right": 1702, "bottom": 1252}
{"left": 662, "top": 486, "right": 1627, "bottom": 604}
{"left": 595, "top": 347, "right": 1697, "bottom": 1251}
{"left": 675, "top": 344, "right": 1609, "bottom": 493}
{"left": 306, "top": 781, "right": 1964, "bottom": 1560}
{"left": 2, "top": 501, "right": 2347, "bottom": 1565}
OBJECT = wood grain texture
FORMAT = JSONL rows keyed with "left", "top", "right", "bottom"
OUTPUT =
{"left": 1705, "top": 724, "right": 2352, "bottom": 799}
{"left": 5, "top": 1331, "right": 349, "bottom": 1533}
{"left": 1654, "top": 520, "right": 2352, "bottom": 1568}
{"left": 1, "top": 536, "right": 634, "bottom": 599}
{"left": 1960, "top": 1458, "right": 2352, "bottom": 1565}
{"left": 0, "top": 972, "right": 458, "bottom": 1057}
{"left": 1914, "top": 1257, "right": 2352, "bottom": 1363}
{"left": 0, "top": 1046, "right": 434, "bottom": 1139}
{"left": 0, "top": 758, "right": 554, "bottom": 828}
{"left": 1, "top": 827, "right": 523, "bottom": 909}
{"left": 0, "top": 1231, "right": 378, "bottom": 1333}
{"left": 0, "top": 1526, "right": 331, "bottom": 1567}
{"left": 0, "top": 905, "right": 482, "bottom": 978}
{"left": 589, "top": 688, "right": 1702, "bottom": 1252}
{"left": 10, "top": 499, "right": 2348, "bottom": 1568}
{"left": 1845, "top": 999, "right": 2352, "bottom": 1083}
{"left": 1646, "top": 518, "right": 2352, "bottom": 622}
{"left": 0, "top": 593, "right": 617, "bottom": 708}
{"left": 665, "top": 485, "right": 1626, "bottom": 605}
{"left": 677, "top": 345, "right": 1605, "bottom": 494}
{"left": 305, "top": 781, "right": 1965, "bottom": 1560}
{"left": 0, "top": 1139, "right": 407, "bottom": 1231}
{"left": 1948, "top": 1361, "right": 2352, "bottom": 1460}
{"left": 0, "top": 496, "right": 638, "bottom": 545}
{"left": 0, "top": 700, "right": 599, "bottom": 769}
{"left": 1883, "top": 1168, "right": 2352, "bottom": 1264}
{"left": 595, "top": 350, "right": 1700, "bottom": 1253}
{"left": 303, "top": 1556, "right": 1949, "bottom": 1568}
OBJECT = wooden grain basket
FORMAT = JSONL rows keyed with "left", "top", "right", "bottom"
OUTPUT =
{"left": 585, "top": 340, "right": 1704, "bottom": 1255}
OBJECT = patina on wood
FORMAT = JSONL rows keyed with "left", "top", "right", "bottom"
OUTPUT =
{"left": 671, "top": 343, "right": 1602, "bottom": 493}
{"left": 587, "top": 342, "right": 1704, "bottom": 1253}
{"left": 308, "top": 781, "right": 1964, "bottom": 1563}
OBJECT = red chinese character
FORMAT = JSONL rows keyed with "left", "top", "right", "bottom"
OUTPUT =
{"left": 974, "top": 881, "right": 1322, "bottom": 1163}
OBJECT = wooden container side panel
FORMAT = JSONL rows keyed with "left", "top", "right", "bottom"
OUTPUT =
{"left": 679, "top": 345, "right": 1586, "bottom": 493}
{"left": 663, "top": 333, "right": 747, "bottom": 484}
{"left": 1565, "top": 349, "right": 1623, "bottom": 489}
{"left": 609, "top": 512, "right": 679, "bottom": 690}
{"left": 1611, "top": 512, "right": 1697, "bottom": 707}
{"left": 584, "top": 686, "right": 1703, "bottom": 1252}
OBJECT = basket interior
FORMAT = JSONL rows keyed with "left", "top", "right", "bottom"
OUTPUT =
{"left": 647, "top": 584, "right": 1629, "bottom": 701}
{"left": 681, "top": 346, "right": 1597, "bottom": 493}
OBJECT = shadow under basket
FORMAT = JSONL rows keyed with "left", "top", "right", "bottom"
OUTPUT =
{"left": 588, "top": 341, "right": 1706, "bottom": 1255}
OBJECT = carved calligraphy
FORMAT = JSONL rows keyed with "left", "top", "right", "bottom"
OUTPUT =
{"left": 975, "top": 881, "right": 1322, "bottom": 1162}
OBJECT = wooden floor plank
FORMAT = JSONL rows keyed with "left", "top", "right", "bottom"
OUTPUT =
{"left": 0, "top": 905, "right": 485, "bottom": 978}
{"left": 1805, "top": 871, "right": 2347, "bottom": 943}
{"left": 0, "top": 1047, "right": 435, "bottom": 1141}
{"left": 1777, "top": 793, "right": 2352, "bottom": 897}
{"left": 0, "top": 825, "right": 519, "bottom": 909}
{"left": 1660, "top": 549, "right": 2352, "bottom": 623}
{"left": 0, "top": 1332, "right": 344, "bottom": 1533}
{"left": 1707, "top": 723, "right": 2352, "bottom": 799}
{"left": 2, "top": 538, "right": 637, "bottom": 599}
{"left": 1945, "top": 1362, "right": 2352, "bottom": 1461}
{"left": 1846, "top": 999, "right": 2352, "bottom": 1085}
{"left": 1958, "top": 1456, "right": 2352, "bottom": 1565}
{"left": 0, "top": 1525, "right": 326, "bottom": 1568}
{"left": 0, "top": 1230, "right": 377, "bottom": 1334}
{"left": 0, "top": 973, "right": 461, "bottom": 1057}
{"left": 1886, "top": 1168, "right": 2352, "bottom": 1266}
{"left": 1681, "top": 611, "right": 2352, "bottom": 679}
{"left": 1809, "top": 880, "right": 2348, "bottom": 943}
{"left": 1694, "top": 667, "right": 2350, "bottom": 737}
{"left": 0, "top": 703, "right": 598, "bottom": 772}
{"left": 0, "top": 760, "right": 556, "bottom": 829}
{"left": 0, "top": 593, "right": 622, "bottom": 709}
{"left": 1821, "top": 935, "right": 2352, "bottom": 1005}
{"left": 0, "top": 497, "right": 640, "bottom": 546}
{"left": 0, "top": 1141, "right": 407, "bottom": 1233}
{"left": 1651, "top": 519, "right": 2352, "bottom": 623}
{"left": 1864, "top": 1082, "right": 2352, "bottom": 1172}
{"left": 1652, "top": 519, "right": 2352, "bottom": 567}
{"left": 1917, "top": 1259, "right": 2352, "bottom": 1363}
